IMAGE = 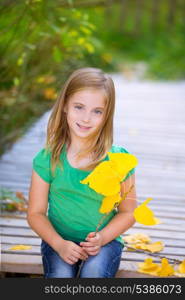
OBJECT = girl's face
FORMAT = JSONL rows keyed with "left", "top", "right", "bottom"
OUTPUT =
{"left": 64, "top": 89, "right": 106, "bottom": 141}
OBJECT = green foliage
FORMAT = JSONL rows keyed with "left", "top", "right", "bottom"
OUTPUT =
{"left": 0, "top": 187, "right": 25, "bottom": 212}
{"left": 0, "top": 1, "right": 96, "bottom": 92}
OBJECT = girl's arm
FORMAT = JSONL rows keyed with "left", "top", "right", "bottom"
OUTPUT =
{"left": 27, "top": 170, "right": 88, "bottom": 264}
{"left": 27, "top": 170, "right": 65, "bottom": 251}
{"left": 98, "top": 173, "right": 137, "bottom": 246}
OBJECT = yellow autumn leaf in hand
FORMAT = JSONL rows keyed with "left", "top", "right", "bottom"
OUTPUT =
{"left": 157, "top": 258, "right": 175, "bottom": 277}
{"left": 133, "top": 241, "right": 164, "bottom": 253}
{"left": 123, "top": 233, "right": 151, "bottom": 244}
{"left": 80, "top": 161, "right": 121, "bottom": 196}
{"left": 133, "top": 198, "right": 161, "bottom": 225}
{"left": 99, "top": 193, "right": 122, "bottom": 214}
{"left": 138, "top": 258, "right": 160, "bottom": 276}
{"left": 107, "top": 152, "right": 138, "bottom": 180}
{"left": 80, "top": 153, "right": 138, "bottom": 196}
{"left": 9, "top": 245, "right": 32, "bottom": 250}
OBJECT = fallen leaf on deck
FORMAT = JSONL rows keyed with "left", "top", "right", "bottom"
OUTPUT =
{"left": 8, "top": 245, "right": 32, "bottom": 250}
{"left": 123, "top": 233, "right": 151, "bottom": 244}
{"left": 156, "top": 258, "right": 175, "bottom": 277}
{"left": 131, "top": 241, "right": 164, "bottom": 253}
{"left": 138, "top": 258, "right": 160, "bottom": 276}
{"left": 174, "top": 260, "right": 185, "bottom": 277}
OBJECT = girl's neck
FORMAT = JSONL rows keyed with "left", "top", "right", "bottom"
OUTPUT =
{"left": 66, "top": 141, "right": 90, "bottom": 155}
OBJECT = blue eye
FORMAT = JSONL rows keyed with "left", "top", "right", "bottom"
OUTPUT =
{"left": 94, "top": 110, "right": 102, "bottom": 114}
{"left": 75, "top": 106, "right": 82, "bottom": 109}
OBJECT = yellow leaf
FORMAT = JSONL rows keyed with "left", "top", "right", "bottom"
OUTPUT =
{"left": 178, "top": 260, "right": 185, "bottom": 273}
{"left": 157, "top": 258, "right": 175, "bottom": 277}
{"left": 107, "top": 152, "right": 138, "bottom": 180}
{"left": 99, "top": 193, "right": 122, "bottom": 214}
{"left": 80, "top": 161, "right": 121, "bottom": 196}
{"left": 9, "top": 245, "right": 32, "bottom": 250}
{"left": 80, "top": 153, "right": 138, "bottom": 196}
{"left": 138, "top": 258, "right": 160, "bottom": 276}
{"left": 133, "top": 241, "right": 164, "bottom": 253}
{"left": 174, "top": 260, "right": 185, "bottom": 277}
{"left": 133, "top": 198, "right": 162, "bottom": 226}
{"left": 123, "top": 233, "right": 151, "bottom": 244}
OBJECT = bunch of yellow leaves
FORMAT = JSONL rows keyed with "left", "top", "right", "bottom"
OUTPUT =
{"left": 80, "top": 152, "right": 138, "bottom": 214}
{"left": 133, "top": 241, "right": 164, "bottom": 253}
{"left": 8, "top": 245, "right": 32, "bottom": 250}
{"left": 123, "top": 233, "right": 151, "bottom": 244}
{"left": 137, "top": 257, "right": 180, "bottom": 277}
{"left": 133, "top": 197, "right": 161, "bottom": 226}
{"left": 123, "top": 233, "right": 164, "bottom": 253}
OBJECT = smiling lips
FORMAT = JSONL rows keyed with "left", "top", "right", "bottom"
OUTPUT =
{"left": 76, "top": 123, "right": 91, "bottom": 130}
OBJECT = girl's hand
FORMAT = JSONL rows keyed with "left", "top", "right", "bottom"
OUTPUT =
{"left": 57, "top": 240, "right": 88, "bottom": 265}
{"left": 80, "top": 232, "right": 103, "bottom": 256}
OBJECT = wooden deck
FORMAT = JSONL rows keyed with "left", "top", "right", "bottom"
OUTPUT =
{"left": 1, "top": 75, "right": 185, "bottom": 277}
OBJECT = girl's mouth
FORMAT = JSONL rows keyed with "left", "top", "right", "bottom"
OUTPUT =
{"left": 76, "top": 123, "right": 91, "bottom": 130}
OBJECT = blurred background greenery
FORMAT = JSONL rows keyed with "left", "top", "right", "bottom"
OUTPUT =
{"left": 0, "top": 0, "right": 184, "bottom": 156}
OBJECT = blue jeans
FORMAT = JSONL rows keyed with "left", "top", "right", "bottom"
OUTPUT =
{"left": 41, "top": 239, "right": 123, "bottom": 278}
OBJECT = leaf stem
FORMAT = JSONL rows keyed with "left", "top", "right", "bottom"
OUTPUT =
{"left": 125, "top": 242, "right": 182, "bottom": 264}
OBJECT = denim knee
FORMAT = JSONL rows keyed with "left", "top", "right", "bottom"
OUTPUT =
{"left": 80, "top": 239, "right": 123, "bottom": 278}
{"left": 41, "top": 239, "right": 77, "bottom": 278}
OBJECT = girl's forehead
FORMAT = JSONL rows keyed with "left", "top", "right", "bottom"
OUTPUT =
{"left": 68, "top": 89, "right": 106, "bottom": 106}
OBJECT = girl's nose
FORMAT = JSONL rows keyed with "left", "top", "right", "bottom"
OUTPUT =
{"left": 82, "top": 112, "right": 91, "bottom": 122}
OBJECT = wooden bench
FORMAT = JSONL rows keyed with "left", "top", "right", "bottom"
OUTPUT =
{"left": 1, "top": 201, "right": 185, "bottom": 278}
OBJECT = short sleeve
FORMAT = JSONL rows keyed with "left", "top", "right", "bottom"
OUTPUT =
{"left": 110, "top": 145, "right": 136, "bottom": 183}
{"left": 32, "top": 148, "right": 53, "bottom": 183}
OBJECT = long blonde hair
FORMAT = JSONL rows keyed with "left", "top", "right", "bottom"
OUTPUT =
{"left": 44, "top": 67, "right": 115, "bottom": 175}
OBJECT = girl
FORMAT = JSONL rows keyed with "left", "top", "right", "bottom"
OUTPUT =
{"left": 27, "top": 67, "right": 137, "bottom": 278}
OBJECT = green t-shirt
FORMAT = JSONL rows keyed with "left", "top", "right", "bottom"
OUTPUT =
{"left": 32, "top": 144, "right": 135, "bottom": 247}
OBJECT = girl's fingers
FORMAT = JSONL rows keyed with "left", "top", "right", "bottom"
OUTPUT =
{"left": 80, "top": 242, "right": 94, "bottom": 247}
{"left": 66, "top": 257, "right": 77, "bottom": 265}
{"left": 72, "top": 249, "right": 88, "bottom": 260}
{"left": 82, "top": 245, "right": 99, "bottom": 251}
{"left": 86, "top": 250, "right": 99, "bottom": 256}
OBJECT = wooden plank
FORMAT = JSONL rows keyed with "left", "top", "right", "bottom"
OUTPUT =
{"left": 2, "top": 243, "right": 184, "bottom": 257}
{"left": 150, "top": 212, "right": 185, "bottom": 219}
{"left": 1, "top": 227, "right": 38, "bottom": 237}
{"left": 1, "top": 218, "right": 185, "bottom": 232}
{"left": 133, "top": 224, "right": 185, "bottom": 232}
{"left": 2, "top": 236, "right": 41, "bottom": 246}
{"left": 0, "top": 218, "right": 29, "bottom": 226}
{"left": 125, "top": 228, "right": 185, "bottom": 240}
{"left": 122, "top": 252, "right": 185, "bottom": 262}
{"left": 2, "top": 235, "right": 185, "bottom": 248}
{"left": 1, "top": 254, "right": 43, "bottom": 274}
